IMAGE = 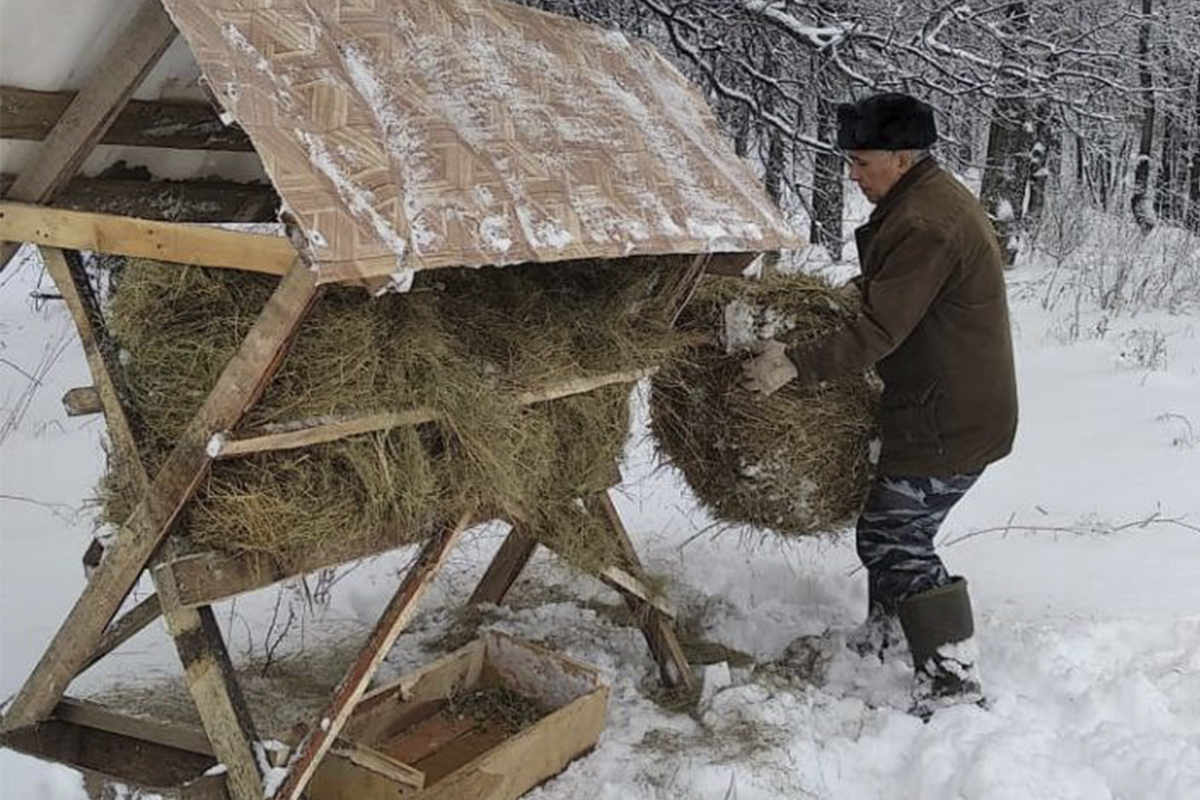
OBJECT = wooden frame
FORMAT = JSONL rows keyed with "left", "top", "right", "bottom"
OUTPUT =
{"left": 0, "top": 8, "right": 725, "bottom": 796}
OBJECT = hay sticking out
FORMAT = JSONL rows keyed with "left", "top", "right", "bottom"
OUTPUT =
{"left": 101, "top": 256, "right": 688, "bottom": 565}
{"left": 649, "top": 274, "right": 879, "bottom": 537}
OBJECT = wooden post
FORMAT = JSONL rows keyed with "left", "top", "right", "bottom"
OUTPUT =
{"left": 468, "top": 528, "right": 539, "bottom": 606}
{"left": 0, "top": 0, "right": 177, "bottom": 270}
{"left": 584, "top": 491, "right": 694, "bottom": 690}
{"left": 1, "top": 259, "right": 319, "bottom": 733}
{"left": 269, "top": 511, "right": 475, "bottom": 800}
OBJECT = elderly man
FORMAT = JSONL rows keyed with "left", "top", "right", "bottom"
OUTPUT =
{"left": 742, "top": 93, "right": 1018, "bottom": 716}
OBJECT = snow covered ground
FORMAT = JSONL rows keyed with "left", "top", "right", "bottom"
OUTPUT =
{"left": 2, "top": 224, "right": 1198, "bottom": 799}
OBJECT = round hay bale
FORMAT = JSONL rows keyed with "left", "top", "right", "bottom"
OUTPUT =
{"left": 99, "top": 255, "right": 689, "bottom": 568}
{"left": 649, "top": 274, "right": 880, "bottom": 537}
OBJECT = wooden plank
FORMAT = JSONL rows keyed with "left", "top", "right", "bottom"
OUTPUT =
{"left": 382, "top": 712, "right": 476, "bottom": 765}
{"left": 156, "top": 600, "right": 265, "bottom": 800}
{"left": 0, "top": 259, "right": 319, "bottom": 733}
{"left": 62, "top": 386, "right": 103, "bottom": 416}
{"left": 1, "top": 173, "right": 279, "bottom": 223}
{"left": 468, "top": 528, "right": 539, "bottom": 606}
{"left": 1, "top": 202, "right": 297, "bottom": 275}
{"left": 79, "top": 593, "right": 163, "bottom": 674}
{"left": 269, "top": 510, "right": 475, "bottom": 800}
{"left": 0, "top": 0, "right": 177, "bottom": 270}
{"left": 704, "top": 251, "right": 759, "bottom": 277}
{"left": 307, "top": 740, "right": 424, "bottom": 800}
{"left": 1, "top": 718, "right": 227, "bottom": 800}
{"left": 598, "top": 566, "right": 678, "bottom": 620}
{"left": 584, "top": 491, "right": 694, "bottom": 690}
{"left": 38, "top": 247, "right": 147, "bottom": 484}
{"left": 53, "top": 696, "right": 213, "bottom": 756}
{"left": 412, "top": 686, "right": 609, "bottom": 800}
{"left": 1, "top": 85, "right": 254, "bottom": 151}
{"left": 216, "top": 368, "right": 655, "bottom": 459}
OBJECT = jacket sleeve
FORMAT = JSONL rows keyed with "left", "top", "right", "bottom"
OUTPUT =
{"left": 788, "top": 223, "right": 957, "bottom": 384}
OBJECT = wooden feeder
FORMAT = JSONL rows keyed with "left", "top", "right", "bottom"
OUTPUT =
{"left": 0, "top": 1, "right": 802, "bottom": 798}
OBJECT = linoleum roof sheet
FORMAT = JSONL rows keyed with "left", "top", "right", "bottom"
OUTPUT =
{"left": 162, "top": 0, "right": 802, "bottom": 284}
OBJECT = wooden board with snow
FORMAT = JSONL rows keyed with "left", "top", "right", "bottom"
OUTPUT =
{"left": 159, "top": 0, "right": 801, "bottom": 286}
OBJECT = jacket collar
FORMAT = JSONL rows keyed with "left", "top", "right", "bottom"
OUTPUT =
{"left": 868, "top": 155, "right": 939, "bottom": 223}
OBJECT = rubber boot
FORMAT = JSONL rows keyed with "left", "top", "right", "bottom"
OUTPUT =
{"left": 897, "top": 577, "right": 984, "bottom": 719}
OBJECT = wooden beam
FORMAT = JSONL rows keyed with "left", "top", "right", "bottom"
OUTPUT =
{"left": 0, "top": 259, "right": 319, "bottom": 733}
{"left": 53, "top": 696, "right": 214, "bottom": 756}
{"left": 0, "top": 0, "right": 177, "bottom": 270}
{"left": 1, "top": 174, "right": 279, "bottom": 224}
{"left": 0, "top": 202, "right": 297, "bottom": 275}
{"left": 704, "top": 251, "right": 760, "bottom": 277}
{"left": 1, "top": 85, "right": 253, "bottom": 152}
{"left": 584, "top": 491, "right": 694, "bottom": 690}
{"left": 62, "top": 386, "right": 103, "bottom": 416}
{"left": 79, "top": 593, "right": 163, "bottom": 674}
{"left": 38, "top": 248, "right": 147, "bottom": 483}
{"left": 157, "top": 599, "right": 265, "bottom": 800}
{"left": 216, "top": 367, "right": 655, "bottom": 459}
{"left": 270, "top": 511, "right": 475, "bottom": 800}
{"left": 468, "top": 528, "right": 539, "bottom": 606}
{"left": 599, "top": 566, "right": 678, "bottom": 620}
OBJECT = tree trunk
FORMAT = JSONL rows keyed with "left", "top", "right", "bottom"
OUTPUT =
{"left": 1189, "top": 70, "right": 1200, "bottom": 233}
{"left": 1026, "top": 103, "right": 1060, "bottom": 225}
{"left": 978, "top": 2, "right": 1033, "bottom": 266}
{"left": 809, "top": 57, "right": 844, "bottom": 262}
{"left": 1130, "top": 0, "right": 1156, "bottom": 234}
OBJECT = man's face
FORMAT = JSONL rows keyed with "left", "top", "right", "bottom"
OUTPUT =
{"left": 847, "top": 150, "right": 908, "bottom": 204}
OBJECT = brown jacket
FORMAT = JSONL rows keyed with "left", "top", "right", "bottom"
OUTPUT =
{"left": 789, "top": 157, "right": 1017, "bottom": 476}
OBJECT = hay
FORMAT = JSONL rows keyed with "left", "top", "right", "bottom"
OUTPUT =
{"left": 649, "top": 274, "right": 879, "bottom": 537}
{"left": 100, "top": 255, "right": 688, "bottom": 566}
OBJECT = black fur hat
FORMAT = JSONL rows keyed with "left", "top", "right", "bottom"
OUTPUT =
{"left": 836, "top": 93, "right": 937, "bottom": 150}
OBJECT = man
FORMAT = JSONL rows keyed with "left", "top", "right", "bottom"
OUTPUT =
{"left": 741, "top": 93, "right": 1018, "bottom": 716}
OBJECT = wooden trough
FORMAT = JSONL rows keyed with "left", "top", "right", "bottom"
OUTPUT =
{"left": 0, "top": 1, "right": 801, "bottom": 798}
{"left": 4, "top": 633, "right": 607, "bottom": 800}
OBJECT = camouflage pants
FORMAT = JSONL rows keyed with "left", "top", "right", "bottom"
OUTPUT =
{"left": 856, "top": 471, "right": 982, "bottom": 609}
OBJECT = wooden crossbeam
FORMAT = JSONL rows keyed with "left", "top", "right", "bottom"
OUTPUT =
{"left": 270, "top": 511, "right": 475, "bottom": 800}
{"left": 1, "top": 174, "right": 279, "bottom": 224}
{"left": 0, "top": 259, "right": 319, "bottom": 733}
{"left": 215, "top": 367, "right": 655, "bottom": 460}
{"left": 79, "top": 594, "right": 163, "bottom": 674}
{"left": 1, "top": 85, "right": 253, "bottom": 152}
{"left": 0, "top": 202, "right": 296, "bottom": 275}
{"left": 0, "top": 0, "right": 177, "bottom": 270}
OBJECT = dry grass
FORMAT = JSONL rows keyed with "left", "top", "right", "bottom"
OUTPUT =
{"left": 100, "top": 255, "right": 689, "bottom": 567}
{"left": 649, "top": 274, "right": 879, "bottom": 537}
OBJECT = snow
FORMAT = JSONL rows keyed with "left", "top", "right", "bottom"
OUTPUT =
{"left": 995, "top": 199, "right": 1016, "bottom": 222}
{"left": 2, "top": 219, "right": 1199, "bottom": 798}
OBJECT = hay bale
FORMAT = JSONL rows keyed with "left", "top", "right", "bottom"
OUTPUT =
{"left": 649, "top": 275, "right": 879, "bottom": 537}
{"left": 100, "top": 256, "right": 688, "bottom": 567}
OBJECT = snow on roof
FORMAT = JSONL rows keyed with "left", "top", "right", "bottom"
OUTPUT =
{"left": 161, "top": 0, "right": 802, "bottom": 285}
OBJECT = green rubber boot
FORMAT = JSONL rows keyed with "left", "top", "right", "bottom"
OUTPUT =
{"left": 898, "top": 577, "right": 984, "bottom": 719}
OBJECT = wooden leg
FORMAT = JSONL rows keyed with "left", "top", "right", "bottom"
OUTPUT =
{"left": 1, "top": 259, "right": 319, "bottom": 733}
{"left": 468, "top": 526, "right": 539, "bottom": 606}
{"left": 270, "top": 511, "right": 474, "bottom": 800}
{"left": 584, "top": 492, "right": 694, "bottom": 691}
{"left": 158, "top": 596, "right": 264, "bottom": 800}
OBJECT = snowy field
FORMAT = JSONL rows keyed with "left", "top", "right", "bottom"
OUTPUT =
{"left": 2, "top": 221, "right": 1198, "bottom": 799}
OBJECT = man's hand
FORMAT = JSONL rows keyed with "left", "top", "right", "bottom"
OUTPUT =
{"left": 740, "top": 340, "right": 798, "bottom": 397}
